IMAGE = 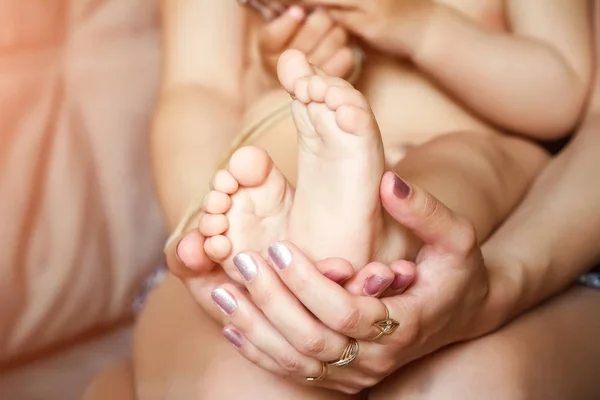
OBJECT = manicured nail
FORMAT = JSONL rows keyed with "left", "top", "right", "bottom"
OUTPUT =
{"left": 233, "top": 253, "right": 258, "bottom": 281}
{"left": 268, "top": 242, "right": 292, "bottom": 270}
{"left": 363, "top": 275, "right": 392, "bottom": 296}
{"left": 393, "top": 174, "right": 411, "bottom": 199}
{"left": 391, "top": 273, "right": 414, "bottom": 291}
{"left": 324, "top": 271, "right": 349, "bottom": 284}
{"left": 211, "top": 288, "right": 238, "bottom": 315}
{"left": 223, "top": 327, "right": 244, "bottom": 349}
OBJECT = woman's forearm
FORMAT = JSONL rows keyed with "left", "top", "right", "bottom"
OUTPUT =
{"left": 151, "top": 85, "right": 242, "bottom": 231}
{"left": 482, "top": 112, "right": 600, "bottom": 320}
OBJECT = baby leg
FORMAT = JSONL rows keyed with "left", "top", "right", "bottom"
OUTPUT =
{"left": 385, "top": 131, "right": 549, "bottom": 245}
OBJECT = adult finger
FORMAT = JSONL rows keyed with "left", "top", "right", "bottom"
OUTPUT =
{"left": 381, "top": 260, "right": 417, "bottom": 297}
{"left": 224, "top": 314, "right": 373, "bottom": 394}
{"left": 232, "top": 251, "right": 350, "bottom": 361}
{"left": 314, "top": 257, "right": 355, "bottom": 284}
{"left": 211, "top": 283, "right": 326, "bottom": 379}
{"left": 380, "top": 171, "right": 477, "bottom": 258}
{"left": 181, "top": 269, "right": 237, "bottom": 325}
{"left": 221, "top": 325, "right": 291, "bottom": 378}
{"left": 259, "top": 5, "right": 306, "bottom": 53}
{"left": 342, "top": 262, "right": 395, "bottom": 297}
{"left": 342, "top": 260, "right": 415, "bottom": 297}
{"left": 266, "top": 241, "right": 390, "bottom": 340}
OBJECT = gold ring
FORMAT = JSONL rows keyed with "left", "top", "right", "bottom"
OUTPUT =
{"left": 306, "top": 361, "right": 327, "bottom": 381}
{"left": 372, "top": 305, "right": 399, "bottom": 340}
{"left": 327, "top": 339, "right": 359, "bottom": 368}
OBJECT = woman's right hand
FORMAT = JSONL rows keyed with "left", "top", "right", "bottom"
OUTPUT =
{"left": 205, "top": 173, "right": 500, "bottom": 394}
{"left": 258, "top": 6, "right": 356, "bottom": 80}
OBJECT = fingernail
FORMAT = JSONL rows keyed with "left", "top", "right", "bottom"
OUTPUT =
{"left": 211, "top": 288, "right": 238, "bottom": 315}
{"left": 393, "top": 174, "right": 411, "bottom": 199}
{"left": 391, "top": 273, "right": 414, "bottom": 291}
{"left": 287, "top": 5, "right": 305, "bottom": 20}
{"left": 363, "top": 275, "right": 392, "bottom": 296}
{"left": 324, "top": 271, "right": 348, "bottom": 284}
{"left": 223, "top": 327, "right": 244, "bottom": 349}
{"left": 233, "top": 253, "right": 258, "bottom": 281}
{"left": 268, "top": 242, "right": 292, "bottom": 270}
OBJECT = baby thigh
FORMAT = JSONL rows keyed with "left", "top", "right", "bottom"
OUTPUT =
{"left": 392, "top": 130, "right": 549, "bottom": 240}
{"left": 129, "top": 275, "right": 353, "bottom": 400}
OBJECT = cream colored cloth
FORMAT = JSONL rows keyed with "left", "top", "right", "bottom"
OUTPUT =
{"left": 0, "top": 0, "right": 165, "bottom": 364}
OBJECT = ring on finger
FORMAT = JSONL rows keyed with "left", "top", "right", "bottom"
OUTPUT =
{"left": 306, "top": 361, "right": 328, "bottom": 381}
{"left": 327, "top": 338, "right": 359, "bottom": 368}
{"left": 372, "top": 305, "right": 400, "bottom": 340}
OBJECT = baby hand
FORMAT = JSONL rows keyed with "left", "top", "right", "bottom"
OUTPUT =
{"left": 259, "top": 6, "right": 356, "bottom": 79}
{"left": 301, "top": 0, "right": 435, "bottom": 57}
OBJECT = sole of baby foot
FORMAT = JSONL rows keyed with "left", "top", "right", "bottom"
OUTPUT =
{"left": 200, "top": 146, "right": 294, "bottom": 278}
{"left": 278, "top": 49, "right": 387, "bottom": 268}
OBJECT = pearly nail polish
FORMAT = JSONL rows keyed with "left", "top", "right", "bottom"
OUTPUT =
{"left": 268, "top": 242, "right": 292, "bottom": 270}
{"left": 223, "top": 327, "right": 244, "bottom": 349}
{"left": 393, "top": 174, "right": 411, "bottom": 199}
{"left": 363, "top": 275, "right": 392, "bottom": 296}
{"left": 391, "top": 273, "right": 414, "bottom": 291}
{"left": 324, "top": 271, "right": 350, "bottom": 284}
{"left": 211, "top": 288, "right": 238, "bottom": 315}
{"left": 233, "top": 253, "right": 258, "bottom": 281}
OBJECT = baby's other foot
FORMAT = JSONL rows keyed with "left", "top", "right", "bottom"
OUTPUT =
{"left": 200, "top": 146, "right": 294, "bottom": 281}
{"left": 278, "top": 49, "right": 387, "bottom": 268}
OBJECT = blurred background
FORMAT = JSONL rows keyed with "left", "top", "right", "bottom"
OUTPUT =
{"left": 0, "top": 0, "right": 167, "bottom": 397}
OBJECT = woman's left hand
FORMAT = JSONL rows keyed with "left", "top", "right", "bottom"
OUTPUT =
{"left": 211, "top": 172, "right": 504, "bottom": 394}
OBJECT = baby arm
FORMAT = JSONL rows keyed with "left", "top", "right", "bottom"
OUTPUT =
{"left": 403, "top": 0, "right": 593, "bottom": 140}
{"left": 152, "top": 0, "right": 246, "bottom": 230}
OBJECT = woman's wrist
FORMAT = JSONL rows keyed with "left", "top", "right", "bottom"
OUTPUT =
{"left": 479, "top": 251, "right": 529, "bottom": 332}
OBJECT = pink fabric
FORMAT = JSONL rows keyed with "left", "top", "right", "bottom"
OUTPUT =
{"left": 0, "top": 0, "right": 165, "bottom": 364}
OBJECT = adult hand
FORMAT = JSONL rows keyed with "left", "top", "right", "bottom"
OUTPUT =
{"left": 299, "top": 0, "right": 436, "bottom": 57}
{"left": 165, "top": 215, "right": 413, "bottom": 325}
{"left": 164, "top": 213, "right": 359, "bottom": 323}
{"left": 211, "top": 171, "right": 500, "bottom": 394}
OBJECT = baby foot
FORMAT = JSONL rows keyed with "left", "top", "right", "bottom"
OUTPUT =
{"left": 278, "top": 49, "right": 387, "bottom": 268}
{"left": 200, "top": 146, "right": 294, "bottom": 281}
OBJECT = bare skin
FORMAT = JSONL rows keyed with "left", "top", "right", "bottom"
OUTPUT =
{"left": 201, "top": 51, "right": 386, "bottom": 271}
{"left": 200, "top": 49, "right": 546, "bottom": 284}
{"left": 85, "top": 0, "right": 599, "bottom": 399}
{"left": 170, "top": 0, "right": 590, "bottom": 287}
